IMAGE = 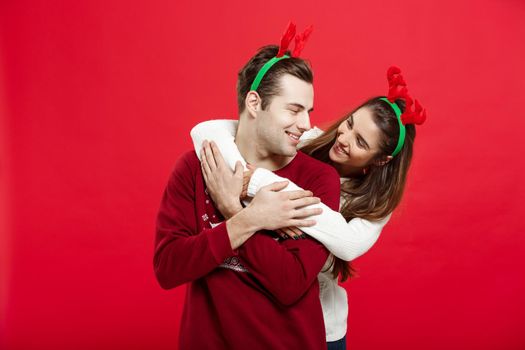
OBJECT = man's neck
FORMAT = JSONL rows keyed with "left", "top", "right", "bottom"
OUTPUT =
{"left": 235, "top": 118, "right": 294, "bottom": 171}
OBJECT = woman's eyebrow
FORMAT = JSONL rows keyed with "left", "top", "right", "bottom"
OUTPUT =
{"left": 351, "top": 115, "right": 371, "bottom": 150}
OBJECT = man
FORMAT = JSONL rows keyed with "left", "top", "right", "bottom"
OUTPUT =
{"left": 154, "top": 45, "right": 340, "bottom": 349}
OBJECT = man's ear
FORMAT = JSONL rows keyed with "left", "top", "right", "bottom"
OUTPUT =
{"left": 245, "top": 91, "right": 261, "bottom": 118}
{"left": 374, "top": 155, "right": 393, "bottom": 167}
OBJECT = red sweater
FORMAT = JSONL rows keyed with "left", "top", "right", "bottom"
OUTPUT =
{"left": 154, "top": 150, "right": 340, "bottom": 349}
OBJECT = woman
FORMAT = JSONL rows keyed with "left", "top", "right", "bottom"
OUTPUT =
{"left": 191, "top": 67, "right": 425, "bottom": 349}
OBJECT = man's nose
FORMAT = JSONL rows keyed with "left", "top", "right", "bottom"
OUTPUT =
{"left": 296, "top": 112, "right": 311, "bottom": 132}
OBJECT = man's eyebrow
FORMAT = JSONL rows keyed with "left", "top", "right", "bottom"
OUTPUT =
{"left": 287, "top": 103, "right": 314, "bottom": 113}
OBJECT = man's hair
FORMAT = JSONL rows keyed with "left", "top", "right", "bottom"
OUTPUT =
{"left": 236, "top": 45, "right": 313, "bottom": 113}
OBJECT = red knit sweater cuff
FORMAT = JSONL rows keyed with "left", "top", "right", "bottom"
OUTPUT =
{"left": 206, "top": 222, "right": 235, "bottom": 264}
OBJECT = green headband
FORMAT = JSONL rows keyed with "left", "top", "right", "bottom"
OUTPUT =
{"left": 380, "top": 97, "right": 406, "bottom": 157}
{"left": 250, "top": 55, "right": 290, "bottom": 91}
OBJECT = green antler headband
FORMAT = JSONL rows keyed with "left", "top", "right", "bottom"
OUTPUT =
{"left": 250, "top": 21, "right": 313, "bottom": 92}
{"left": 381, "top": 66, "right": 427, "bottom": 157}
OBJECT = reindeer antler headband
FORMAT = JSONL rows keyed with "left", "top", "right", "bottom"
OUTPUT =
{"left": 380, "top": 66, "right": 427, "bottom": 157}
{"left": 250, "top": 21, "right": 313, "bottom": 91}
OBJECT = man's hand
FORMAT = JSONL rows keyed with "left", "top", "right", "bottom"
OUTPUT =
{"left": 200, "top": 140, "right": 243, "bottom": 219}
{"left": 244, "top": 181, "right": 323, "bottom": 231}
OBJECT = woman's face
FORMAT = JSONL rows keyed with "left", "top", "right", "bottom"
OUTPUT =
{"left": 328, "top": 106, "right": 383, "bottom": 175}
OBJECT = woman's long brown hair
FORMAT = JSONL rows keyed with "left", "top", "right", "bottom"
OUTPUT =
{"left": 300, "top": 97, "right": 416, "bottom": 281}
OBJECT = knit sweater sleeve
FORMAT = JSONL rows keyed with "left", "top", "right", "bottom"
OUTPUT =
{"left": 248, "top": 168, "right": 390, "bottom": 261}
{"left": 190, "top": 119, "right": 247, "bottom": 170}
{"left": 153, "top": 152, "right": 235, "bottom": 290}
{"left": 189, "top": 121, "right": 388, "bottom": 261}
{"left": 237, "top": 165, "right": 341, "bottom": 306}
{"left": 191, "top": 120, "right": 390, "bottom": 261}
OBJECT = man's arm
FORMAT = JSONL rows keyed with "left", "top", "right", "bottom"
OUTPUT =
{"left": 236, "top": 165, "right": 341, "bottom": 306}
{"left": 191, "top": 121, "right": 389, "bottom": 262}
{"left": 248, "top": 168, "right": 391, "bottom": 261}
{"left": 154, "top": 153, "right": 253, "bottom": 290}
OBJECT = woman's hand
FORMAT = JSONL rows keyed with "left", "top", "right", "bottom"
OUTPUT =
{"left": 276, "top": 227, "right": 305, "bottom": 240}
{"left": 244, "top": 181, "right": 323, "bottom": 232}
{"left": 241, "top": 164, "right": 256, "bottom": 199}
{"left": 200, "top": 140, "right": 244, "bottom": 219}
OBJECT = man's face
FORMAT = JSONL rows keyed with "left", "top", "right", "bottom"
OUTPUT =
{"left": 255, "top": 74, "right": 314, "bottom": 157}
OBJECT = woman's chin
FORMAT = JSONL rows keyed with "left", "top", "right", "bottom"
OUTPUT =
{"left": 329, "top": 148, "right": 344, "bottom": 164}
{"left": 328, "top": 148, "right": 337, "bottom": 162}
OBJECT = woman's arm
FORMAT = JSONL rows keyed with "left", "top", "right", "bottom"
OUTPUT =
{"left": 190, "top": 120, "right": 322, "bottom": 170}
{"left": 190, "top": 120, "right": 389, "bottom": 261}
{"left": 248, "top": 168, "right": 390, "bottom": 261}
{"left": 190, "top": 119, "right": 247, "bottom": 170}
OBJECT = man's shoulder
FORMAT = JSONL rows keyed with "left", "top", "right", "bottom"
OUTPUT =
{"left": 171, "top": 150, "right": 200, "bottom": 176}
{"left": 179, "top": 150, "right": 200, "bottom": 165}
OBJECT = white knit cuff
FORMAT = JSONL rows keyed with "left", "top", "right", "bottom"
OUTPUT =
{"left": 247, "top": 168, "right": 275, "bottom": 197}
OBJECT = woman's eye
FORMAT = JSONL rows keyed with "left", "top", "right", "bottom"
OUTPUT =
{"left": 356, "top": 139, "right": 364, "bottom": 149}
{"left": 346, "top": 120, "right": 352, "bottom": 129}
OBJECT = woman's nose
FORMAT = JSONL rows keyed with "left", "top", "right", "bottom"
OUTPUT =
{"left": 337, "top": 133, "right": 350, "bottom": 149}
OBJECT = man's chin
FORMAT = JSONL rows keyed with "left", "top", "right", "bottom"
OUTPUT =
{"left": 273, "top": 147, "right": 297, "bottom": 158}
{"left": 285, "top": 148, "right": 298, "bottom": 157}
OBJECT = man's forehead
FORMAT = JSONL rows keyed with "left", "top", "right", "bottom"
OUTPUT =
{"left": 276, "top": 74, "right": 314, "bottom": 108}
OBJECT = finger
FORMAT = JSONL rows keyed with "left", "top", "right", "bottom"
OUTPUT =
{"left": 241, "top": 187, "right": 248, "bottom": 199}
{"left": 275, "top": 229, "right": 288, "bottom": 240}
{"left": 282, "top": 227, "right": 301, "bottom": 239}
{"left": 289, "top": 219, "right": 317, "bottom": 227}
{"left": 203, "top": 141, "right": 217, "bottom": 171}
{"left": 263, "top": 181, "right": 289, "bottom": 192}
{"left": 200, "top": 161, "right": 208, "bottom": 183}
{"left": 286, "top": 226, "right": 304, "bottom": 236}
{"left": 234, "top": 161, "right": 243, "bottom": 178}
{"left": 243, "top": 171, "right": 252, "bottom": 185}
{"left": 210, "top": 141, "right": 227, "bottom": 169}
{"left": 200, "top": 148, "right": 212, "bottom": 179}
{"left": 201, "top": 162, "right": 211, "bottom": 188}
{"left": 291, "top": 227, "right": 305, "bottom": 237}
{"left": 290, "top": 196, "right": 321, "bottom": 209}
{"left": 285, "top": 190, "right": 314, "bottom": 200}
{"left": 292, "top": 207, "right": 323, "bottom": 219}
{"left": 246, "top": 163, "right": 256, "bottom": 170}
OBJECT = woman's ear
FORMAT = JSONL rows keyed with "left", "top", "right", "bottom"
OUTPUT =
{"left": 245, "top": 91, "right": 261, "bottom": 119}
{"left": 374, "top": 155, "right": 393, "bottom": 167}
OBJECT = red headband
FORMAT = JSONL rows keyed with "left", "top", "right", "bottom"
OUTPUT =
{"left": 386, "top": 66, "right": 427, "bottom": 125}
{"left": 276, "top": 21, "right": 313, "bottom": 58}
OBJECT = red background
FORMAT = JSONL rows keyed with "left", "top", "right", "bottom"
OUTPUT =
{"left": 1, "top": 0, "right": 525, "bottom": 349}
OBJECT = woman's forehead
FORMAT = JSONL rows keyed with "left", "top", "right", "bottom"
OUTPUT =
{"left": 351, "top": 107, "right": 383, "bottom": 147}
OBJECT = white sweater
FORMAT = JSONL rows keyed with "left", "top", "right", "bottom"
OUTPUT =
{"left": 190, "top": 119, "right": 390, "bottom": 341}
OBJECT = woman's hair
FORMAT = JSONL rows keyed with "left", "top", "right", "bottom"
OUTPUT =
{"left": 300, "top": 96, "right": 416, "bottom": 281}
{"left": 236, "top": 45, "right": 313, "bottom": 114}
